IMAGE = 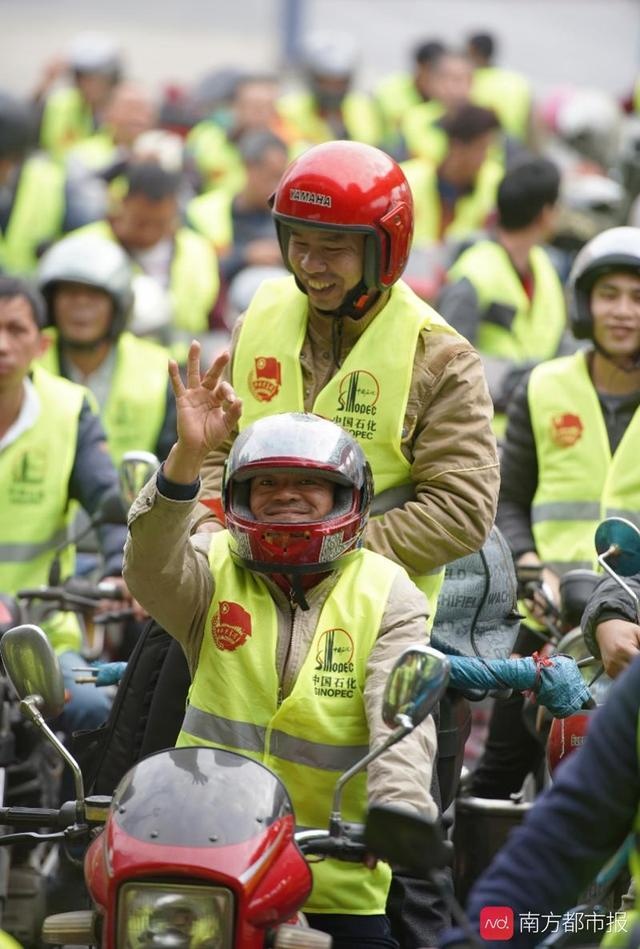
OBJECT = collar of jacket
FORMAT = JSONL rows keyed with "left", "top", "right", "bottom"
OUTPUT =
{"left": 306, "top": 287, "right": 392, "bottom": 348}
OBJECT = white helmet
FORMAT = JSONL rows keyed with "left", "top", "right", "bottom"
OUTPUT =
{"left": 301, "top": 31, "right": 358, "bottom": 79}
{"left": 38, "top": 233, "right": 133, "bottom": 337}
{"left": 68, "top": 31, "right": 122, "bottom": 76}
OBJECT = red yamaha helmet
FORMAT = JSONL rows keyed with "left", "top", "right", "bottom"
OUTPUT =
{"left": 222, "top": 413, "right": 373, "bottom": 577}
{"left": 271, "top": 141, "right": 414, "bottom": 290}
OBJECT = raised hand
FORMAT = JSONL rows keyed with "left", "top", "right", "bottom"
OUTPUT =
{"left": 165, "top": 341, "right": 242, "bottom": 485}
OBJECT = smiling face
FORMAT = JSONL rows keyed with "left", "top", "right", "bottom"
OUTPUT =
{"left": 591, "top": 270, "right": 640, "bottom": 367}
{"left": 287, "top": 225, "right": 365, "bottom": 312}
{"left": 249, "top": 471, "right": 335, "bottom": 523}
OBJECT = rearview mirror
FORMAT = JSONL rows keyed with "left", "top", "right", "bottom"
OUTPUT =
{"left": 383, "top": 645, "right": 450, "bottom": 730}
{"left": 595, "top": 517, "right": 640, "bottom": 577}
{"left": 0, "top": 624, "right": 65, "bottom": 720}
{"left": 119, "top": 451, "right": 160, "bottom": 508}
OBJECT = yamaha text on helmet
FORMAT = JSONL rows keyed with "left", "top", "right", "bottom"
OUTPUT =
{"left": 270, "top": 140, "right": 414, "bottom": 303}
{"left": 568, "top": 226, "right": 640, "bottom": 339}
{"left": 222, "top": 412, "right": 373, "bottom": 607}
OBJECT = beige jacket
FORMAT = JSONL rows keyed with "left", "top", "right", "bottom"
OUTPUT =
{"left": 124, "top": 475, "right": 438, "bottom": 819}
{"left": 198, "top": 280, "right": 499, "bottom": 576}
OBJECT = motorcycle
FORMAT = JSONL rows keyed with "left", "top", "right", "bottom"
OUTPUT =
{"left": 0, "top": 624, "right": 450, "bottom": 948}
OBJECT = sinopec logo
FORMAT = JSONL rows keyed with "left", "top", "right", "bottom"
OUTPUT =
{"left": 480, "top": 906, "right": 514, "bottom": 940}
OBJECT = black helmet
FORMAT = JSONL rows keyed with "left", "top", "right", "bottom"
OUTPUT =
{"left": 38, "top": 233, "right": 134, "bottom": 338}
{"left": 567, "top": 226, "right": 640, "bottom": 339}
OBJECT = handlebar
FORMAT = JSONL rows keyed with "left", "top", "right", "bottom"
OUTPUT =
{"left": 0, "top": 801, "right": 78, "bottom": 831}
{"left": 296, "top": 822, "right": 368, "bottom": 862}
{"left": 18, "top": 579, "right": 124, "bottom": 606}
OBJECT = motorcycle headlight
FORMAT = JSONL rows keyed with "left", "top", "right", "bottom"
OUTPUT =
{"left": 117, "top": 882, "right": 233, "bottom": 948}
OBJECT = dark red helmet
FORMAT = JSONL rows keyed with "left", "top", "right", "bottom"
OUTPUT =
{"left": 546, "top": 710, "right": 594, "bottom": 778}
{"left": 222, "top": 413, "right": 373, "bottom": 578}
{"left": 271, "top": 141, "right": 414, "bottom": 291}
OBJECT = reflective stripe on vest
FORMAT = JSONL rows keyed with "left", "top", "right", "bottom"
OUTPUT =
{"left": 0, "top": 368, "right": 84, "bottom": 652}
{"left": 447, "top": 241, "right": 566, "bottom": 363}
{"left": 177, "top": 531, "right": 404, "bottom": 914}
{"left": 402, "top": 157, "right": 503, "bottom": 244}
{"left": 39, "top": 331, "right": 168, "bottom": 464}
{"left": 68, "top": 221, "right": 219, "bottom": 334}
{"left": 181, "top": 707, "right": 368, "bottom": 772}
{"left": 529, "top": 351, "right": 640, "bottom": 573}
{"left": 0, "top": 157, "right": 65, "bottom": 275}
{"left": 233, "top": 276, "right": 455, "bottom": 609}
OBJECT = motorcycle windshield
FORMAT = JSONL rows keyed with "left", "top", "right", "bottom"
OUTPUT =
{"left": 112, "top": 747, "right": 293, "bottom": 847}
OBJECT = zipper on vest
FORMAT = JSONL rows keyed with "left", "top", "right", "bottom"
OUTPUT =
{"left": 278, "top": 597, "right": 297, "bottom": 708}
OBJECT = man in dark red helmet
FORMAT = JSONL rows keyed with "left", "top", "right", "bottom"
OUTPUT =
{"left": 124, "top": 343, "right": 440, "bottom": 949}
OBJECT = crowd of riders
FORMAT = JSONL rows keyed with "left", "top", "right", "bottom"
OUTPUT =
{"left": 2, "top": 20, "right": 640, "bottom": 949}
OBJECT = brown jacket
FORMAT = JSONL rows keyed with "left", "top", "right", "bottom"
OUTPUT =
{"left": 124, "top": 476, "right": 439, "bottom": 818}
{"left": 198, "top": 278, "right": 499, "bottom": 577}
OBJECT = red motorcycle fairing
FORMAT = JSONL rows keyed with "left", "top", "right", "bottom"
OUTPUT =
{"left": 85, "top": 746, "right": 313, "bottom": 948}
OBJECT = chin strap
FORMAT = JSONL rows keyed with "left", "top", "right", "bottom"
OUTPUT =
{"left": 593, "top": 339, "right": 640, "bottom": 372}
{"left": 288, "top": 574, "right": 311, "bottom": 611}
{"left": 333, "top": 280, "right": 380, "bottom": 319}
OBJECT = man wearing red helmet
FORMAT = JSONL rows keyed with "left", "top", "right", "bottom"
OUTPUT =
{"left": 197, "top": 140, "right": 499, "bottom": 628}
{"left": 124, "top": 343, "right": 440, "bottom": 949}
{"left": 189, "top": 141, "right": 497, "bottom": 947}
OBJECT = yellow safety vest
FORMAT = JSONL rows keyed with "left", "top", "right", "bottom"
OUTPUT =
{"left": 374, "top": 72, "right": 422, "bottom": 134}
{"left": 39, "top": 331, "right": 168, "bottom": 464}
{"left": 178, "top": 531, "right": 403, "bottom": 914}
{"left": 39, "top": 86, "right": 94, "bottom": 158}
{"left": 448, "top": 240, "right": 566, "bottom": 437}
{"left": 68, "top": 220, "right": 219, "bottom": 334}
{"left": 471, "top": 67, "right": 531, "bottom": 141}
{"left": 0, "top": 368, "right": 85, "bottom": 653}
{"left": 185, "top": 121, "right": 247, "bottom": 194}
{"left": 0, "top": 930, "right": 23, "bottom": 949}
{"left": 232, "top": 275, "right": 455, "bottom": 611}
{"left": 0, "top": 157, "right": 65, "bottom": 275}
{"left": 276, "top": 91, "right": 384, "bottom": 147}
{"left": 529, "top": 351, "right": 640, "bottom": 574}
{"left": 186, "top": 189, "right": 234, "bottom": 252}
{"left": 402, "top": 157, "right": 503, "bottom": 245}
{"left": 66, "top": 130, "right": 117, "bottom": 170}
{"left": 401, "top": 100, "right": 448, "bottom": 163}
